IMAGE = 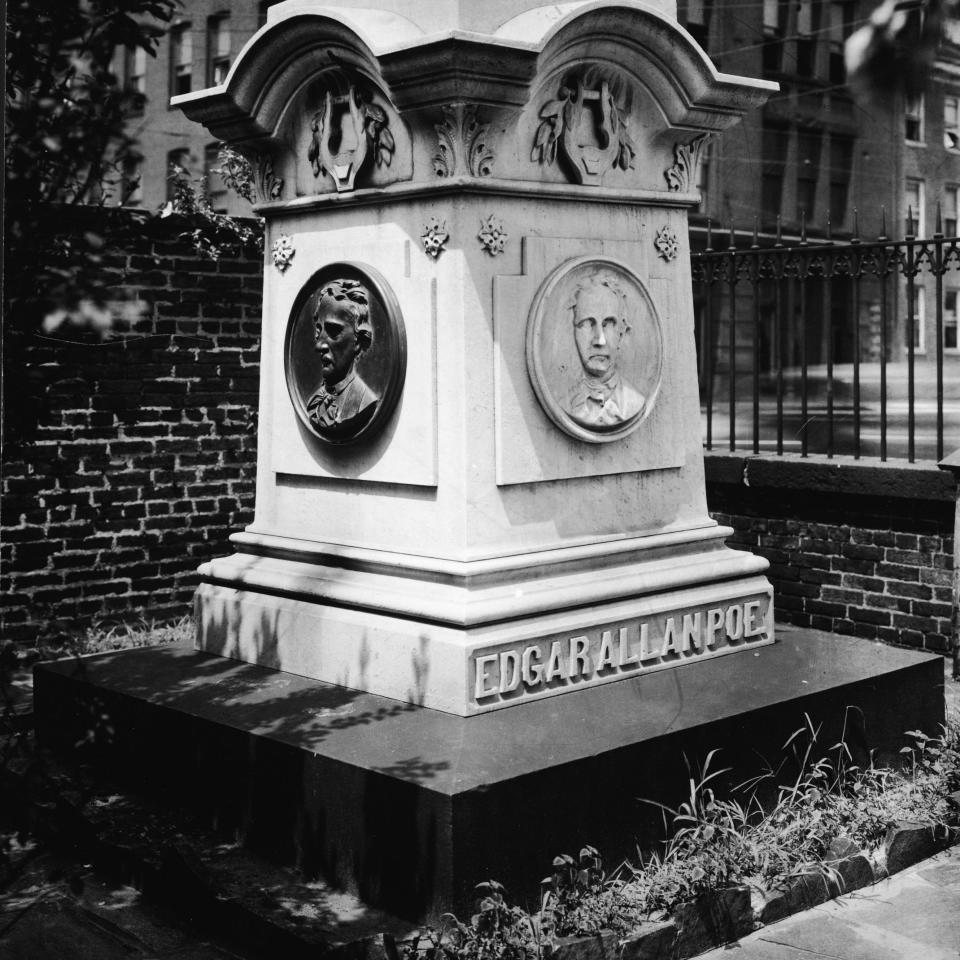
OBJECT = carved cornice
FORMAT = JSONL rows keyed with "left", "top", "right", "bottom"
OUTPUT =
{"left": 172, "top": 5, "right": 777, "bottom": 148}
{"left": 251, "top": 176, "right": 702, "bottom": 216}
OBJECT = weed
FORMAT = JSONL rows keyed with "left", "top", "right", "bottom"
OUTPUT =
{"left": 401, "top": 882, "right": 542, "bottom": 960}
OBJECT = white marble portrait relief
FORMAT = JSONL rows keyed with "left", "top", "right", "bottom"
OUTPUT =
{"left": 526, "top": 257, "right": 662, "bottom": 443}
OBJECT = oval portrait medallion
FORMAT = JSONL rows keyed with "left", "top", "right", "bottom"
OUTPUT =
{"left": 525, "top": 256, "right": 662, "bottom": 443}
{"left": 285, "top": 262, "right": 406, "bottom": 445}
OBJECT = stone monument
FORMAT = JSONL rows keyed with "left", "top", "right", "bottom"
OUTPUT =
{"left": 32, "top": 0, "right": 946, "bottom": 924}
{"left": 174, "top": 0, "right": 779, "bottom": 717}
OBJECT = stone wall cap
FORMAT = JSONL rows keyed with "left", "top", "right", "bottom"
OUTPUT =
{"left": 705, "top": 451, "right": 957, "bottom": 502}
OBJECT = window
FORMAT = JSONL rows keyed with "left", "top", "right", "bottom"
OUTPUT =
{"left": 123, "top": 46, "right": 146, "bottom": 114}
{"left": 907, "top": 285, "right": 925, "bottom": 352}
{"left": 207, "top": 14, "right": 231, "bottom": 86}
{"left": 121, "top": 155, "right": 143, "bottom": 207}
{"left": 945, "top": 186, "right": 958, "bottom": 236}
{"left": 761, "top": 123, "right": 789, "bottom": 222}
{"left": 945, "top": 96, "right": 960, "bottom": 151}
{"left": 683, "top": 0, "right": 711, "bottom": 48}
{"left": 945, "top": 290, "right": 959, "bottom": 350}
{"left": 124, "top": 46, "right": 147, "bottom": 94}
{"left": 205, "top": 143, "right": 228, "bottom": 212}
{"left": 796, "top": 128, "right": 822, "bottom": 222}
{"left": 829, "top": 136, "right": 853, "bottom": 227}
{"left": 828, "top": 3, "right": 852, "bottom": 84}
{"left": 905, "top": 93, "right": 924, "bottom": 143}
{"left": 905, "top": 179, "right": 924, "bottom": 236}
{"left": 170, "top": 23, "right": 192, "bottom": 97}
{"left": 795, "top": 0, "right": 816, "bottom": 77}
{"left": 762, "top": 0, "right": 783, "bottom": 73}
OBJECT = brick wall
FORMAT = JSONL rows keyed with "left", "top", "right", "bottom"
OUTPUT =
{"left": 707, "top": 455, "right": 956, "bottom": 655}
{"left": 1, "top": 208, "right": 263, "bottom": 643}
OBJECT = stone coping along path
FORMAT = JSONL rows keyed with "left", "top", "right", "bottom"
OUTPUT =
{"left": 695, "top": 843, "right": 960, "bottom": 960}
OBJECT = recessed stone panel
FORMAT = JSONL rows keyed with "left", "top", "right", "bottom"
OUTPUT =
{"left": 269, "top": 234, "right": 438, "bottom": 486}
{"left": 494, "top": 235, "right": 685, "bottom": 484}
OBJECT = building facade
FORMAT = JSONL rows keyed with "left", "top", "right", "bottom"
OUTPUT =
{"left": 115, "top": 0, "right": 271, "bottom": 216}
{"left": 678, "top": 0, "right": 960, "bottom": 408}
{"left": 120, "top": 2, "right": 960, "bottom": 368}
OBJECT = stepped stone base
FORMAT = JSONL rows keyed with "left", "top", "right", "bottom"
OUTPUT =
{"left": 33, "top": 627, "right": 944, "bottom": 922}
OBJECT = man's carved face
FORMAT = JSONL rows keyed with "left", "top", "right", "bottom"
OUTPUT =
{"left": 573, "top": 284, "right": 624, "bottom": 379}
{"left": 314, "top": 295, "right": 361, "bottom": 385}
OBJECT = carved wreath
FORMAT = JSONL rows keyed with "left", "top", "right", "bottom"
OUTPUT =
{"left": 307, "top": 87, "right": 395, "bottom": 180}
{"left": 532, "top": 79, "right": 636, "bottom": 173}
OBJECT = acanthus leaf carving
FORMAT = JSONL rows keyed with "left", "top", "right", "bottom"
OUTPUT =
{"left": 255, "top": 154, "right": 284, "bottom": 202}
{"left": 665, "top": 134, "right": 710, "bottom": 193}
{"left": 432, "top": 103, "right": 494, "bottom": 178}
{"left": 532, "top": 74, "right": 637, "bottom": 185}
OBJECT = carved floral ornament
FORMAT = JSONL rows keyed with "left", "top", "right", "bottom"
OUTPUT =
{"left": 255, "top": 154, "right": 284, "bottom": 202}
{"left": 654, "top": 226, "right": 679, "bottom": 262}
{"left": 532, "top": 72, "right": 637, "bottom": 185}
{"left": 421, "top": 217, "right": 449, "bottom": 259}
{"left": 664, "top": 135, "right": 710, "bottom": 193}
{"left": 433, "top": 103, "right": 494, "bottom": 178}
{"left": 478, "top": 215, "right": 508, "bottom": 256}
{"left": 307, "top": 81, "right": 395, "bottom": 193}
{"left": 272, "top": 234, "right": 295, "bottom": 272}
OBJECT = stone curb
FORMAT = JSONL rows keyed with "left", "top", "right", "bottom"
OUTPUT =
{"left": 545, "top": 824, "right": 960, "bottom": 960}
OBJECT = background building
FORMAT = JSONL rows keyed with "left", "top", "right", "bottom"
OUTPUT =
{"left": 115, "top": 0, "right": 271, "bottom": 216}
{"left": 678, "top": 0, "right": 960, "bottom": 377}
{"left": 117, "top": 1, "right": 960, "bottom": 376}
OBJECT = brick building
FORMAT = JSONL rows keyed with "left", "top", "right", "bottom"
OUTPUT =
{"left": 116, "top": 0, "right": 270, "bottom": 216}
{"left": 678, "top": 0, "right": 960, "bottom": 375}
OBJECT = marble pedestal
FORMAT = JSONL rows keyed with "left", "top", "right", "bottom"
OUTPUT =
{"left": 174, "top": 1, "right": 781, "bottom": 715}
{"left": 34, "top": 629, "right": 944, "bottom": 921}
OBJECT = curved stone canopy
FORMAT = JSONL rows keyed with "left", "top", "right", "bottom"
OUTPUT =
{"left": 173, "top": 0, "right": 776, "bottom": 148}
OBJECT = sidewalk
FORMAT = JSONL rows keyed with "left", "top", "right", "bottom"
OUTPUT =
{"left": 697, "top": 844, "right": 960, "bottom": 960}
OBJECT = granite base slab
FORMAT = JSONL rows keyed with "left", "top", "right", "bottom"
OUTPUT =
{"left": 33, "top": 627, "right": 944, "bottom": 922}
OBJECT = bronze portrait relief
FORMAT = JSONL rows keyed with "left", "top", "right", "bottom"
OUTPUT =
{"left": 526, "top": 257, "right": 662, "bottom": 443}
{"left": 285, "top": 263, "right": 406, "bottom": 445}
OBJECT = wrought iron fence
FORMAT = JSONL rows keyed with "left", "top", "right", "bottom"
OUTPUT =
{"left": 691, "top": 216, "right": 960, "bottom": 463}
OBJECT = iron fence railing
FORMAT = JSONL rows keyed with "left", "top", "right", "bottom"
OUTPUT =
{"left": 691, "top": 215, "right": 960, "bottom": 463}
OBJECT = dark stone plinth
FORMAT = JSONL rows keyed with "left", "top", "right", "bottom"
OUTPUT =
{"left": 33, "top": 626, "right": 944, "bottom": 922}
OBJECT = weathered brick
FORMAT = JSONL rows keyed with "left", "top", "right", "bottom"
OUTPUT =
{"left": 846, "top": 606, "right": 892, "bottom": 626}
{"left": 843, "top": 543, "right": 884, "bottom": 561}
{"left": 886, "top": 581, "right": 933, "bottom": 601}
{"left": 910, "top": 599, "right": 952, "bottom": 619}
{"left": 884, "top": 548, "right": 926, "bottom": 566}
{"left": 892, "top": 613, "right": 939, "bottom": 633}
{"left": 876, "top": 562, "right": 920, "bottom": 581}
{"left": 921, "top": 568, "right": 953, "bottom": 587}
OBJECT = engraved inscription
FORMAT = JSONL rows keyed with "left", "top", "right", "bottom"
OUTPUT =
{"left": 472, "top": 596, "right": 773, "bottom": 704}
